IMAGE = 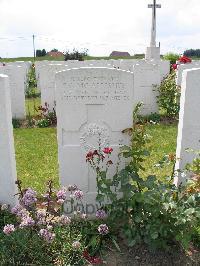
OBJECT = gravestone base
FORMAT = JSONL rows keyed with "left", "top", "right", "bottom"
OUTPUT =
{"left": 145, "top": 47, "right": 160, "bottom": 61}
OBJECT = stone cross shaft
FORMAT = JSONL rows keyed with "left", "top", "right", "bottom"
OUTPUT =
{"left": 148, "top": 0, "right": 161, "bottom": 47}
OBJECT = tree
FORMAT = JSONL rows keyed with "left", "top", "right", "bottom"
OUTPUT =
{"left": 51, "top": 48, "right": 58, "bottom": 52}
{"left": 41, "top": 49, "right": 47, "bottom": 56}
{"left": 163, "top": 52, "right": 180, "bottom": 64}
{"left": 36, "top": 49, "right": 47, "bottom": 57}
{"left": 64, "top": 48, "right": 89, "bottom": 61}
{"left": 184, "top": 49, "right": 200, "bottom": 58}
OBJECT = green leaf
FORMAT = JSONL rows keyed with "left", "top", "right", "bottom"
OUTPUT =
{"left": 150, "top": 231, "right": 159, "bottom": 240}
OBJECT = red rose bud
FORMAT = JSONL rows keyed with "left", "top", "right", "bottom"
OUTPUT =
{"left": 86, "top": 151, "right": 94, "bottom": 161}
{"left": 103, "top": 147, "right": 113, "bottom": 154}
{"left": 172, "top": 64, "right": 178, "bottom": 70}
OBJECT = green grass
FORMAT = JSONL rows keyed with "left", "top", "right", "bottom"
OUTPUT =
{"left": 144, "top": 124, "right": 178, "bottom": 179}
{"left": 14, "top": 128, "right": 59, "bottom": 193}
{"left": 1, "top": 55, "right": 145, "bottom": 63}
{"left": 26, "top": 97, "right": 41, "bottom": 117}
{"left": 13, "top": 124, "right": 177, "bottom": 193}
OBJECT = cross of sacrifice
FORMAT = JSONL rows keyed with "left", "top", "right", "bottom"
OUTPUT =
{"left": 148, "top": 0, "right": 161, "bottom": 47}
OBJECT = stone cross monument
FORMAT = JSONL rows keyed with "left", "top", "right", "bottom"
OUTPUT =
{"left": 145, "top": 0, "right": 161, "bottom": 60}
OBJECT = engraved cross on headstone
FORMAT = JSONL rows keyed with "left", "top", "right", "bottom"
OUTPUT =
{"left": 148, "top": 0, "right": 161, "bottom": 47}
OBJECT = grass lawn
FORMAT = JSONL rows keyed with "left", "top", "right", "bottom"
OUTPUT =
{"left": 14, "top": 128, "right": 59, "bottom": 193}
{"left": 25, "top": 97, "right": 41, "bottom": 117}
{"left": 14, "top": 124, "right": 178, "bottom": 193}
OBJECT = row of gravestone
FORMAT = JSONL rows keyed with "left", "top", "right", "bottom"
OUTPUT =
{"left": 0, "top": 64, "right": 162, "bottom": 209}
{"left": 35, "top": 59, "right": 170, "bottom": 115}
{"left": 0, "top": 59, "right": 169, "bottom": 120}
{"left": 1, "top": 62, "right": 199, "bottom": 213}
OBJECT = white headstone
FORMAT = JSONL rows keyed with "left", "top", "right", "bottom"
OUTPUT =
{"left": 176, "top": 63, "right": 200, "bottom": 86}
{"left": 0, "top": 65, "right": 26, "bottom": 119}
{"left": 0, "top": 74, "right": 18, "bottom": 206}
{"left": 133, "top": 61, "right": 161, "bottom": 115}
{"left": 55, "top": 67, "right": 134, "bottom": 213}
{"left": 175, "top": 68, "right": 200, "bottom": 185}
{"left": 39, "top": 64, "right": 69, "bottom": 110}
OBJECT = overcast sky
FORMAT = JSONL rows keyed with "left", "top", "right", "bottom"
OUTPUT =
{"left": 0, "top": 0, "right": 199, "bottom": 58}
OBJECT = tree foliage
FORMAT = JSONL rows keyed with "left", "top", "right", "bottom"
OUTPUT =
{"left": 184, "top": 49, "right": 200, "bottom": 58}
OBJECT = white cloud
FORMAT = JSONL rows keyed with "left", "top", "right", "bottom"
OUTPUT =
{"left": 0, "top": 0, "right": 200, "bottom": 57}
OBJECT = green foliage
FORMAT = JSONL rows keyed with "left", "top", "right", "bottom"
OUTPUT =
{"left": 184, "top": 49, "right": 200, "bottom": 58}
{"left": 36, "top": 103, "right": 57, "bottom": 127}
{"left": 0, "top": 229, "right": 52, "bottom": 265}
{"left": 26, "top": 65, "right": 40, "bottom": 98}
{"left": 86, "top": 103, "right": 200, "bottom": 250}
{"left": 51, "top": 48, "right": 58, "bottom": 52}
{"left": 157, "top": 71, "right": 180, "bottom": 118}
{"left": 138, "top": 112, "right": 161, "bottom": 124}
{"left": 36, "top": 118, "right": 50, "bottom": 128}
{"left": 163, "top": 52, "right": 180, "bottom": 64}
{"left": 36, "top": 49, "right": 47, "bottom": 57}
{"left": 0, "top": 181, "right": 105, "bottom": 265}
{"left": 12, "top": 118, "right": 21, "bottom": 128}
{"left": 64, "top": 48, "right": 88, "bottom": 61}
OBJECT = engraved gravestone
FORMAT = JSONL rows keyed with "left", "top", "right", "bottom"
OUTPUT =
{"left": 55, "top": 67, "right": 134, "bottom": 213}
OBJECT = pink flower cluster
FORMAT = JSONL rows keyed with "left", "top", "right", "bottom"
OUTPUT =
{"left": 22, "top": 188, "right": 37, "bottom": 206}
{"left": 39, "top": 228, "right": 55, "bottom": 243}
{"left": 20, "top": 216, "right": 35, "bottom": 228}
{"left": 72, "top": 240, "right": 81, "bottom": 249}
{"left": 96, "top": 209, "right": 107, "bottom": 219}
{"left": 98, "top": 224, "right": 109, "bottom": 235}
{"left": 59, "top": 215, "right": 71, "bottom": 225}
{"left": 56, "top": 188, "right": 67, "bottom": 204}
{"left": 73, "top": 189, "right": 83, "bottom": 200}
{"left": 3, "top": 224, "right": 15, "bottom": 235}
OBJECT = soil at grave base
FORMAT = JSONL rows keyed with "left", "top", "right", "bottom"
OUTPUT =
{"left": 159, "top": 116, "right": 178, "bottom": 125}
{"left": 103, "top": 242, "right": 200, "bottom": 266}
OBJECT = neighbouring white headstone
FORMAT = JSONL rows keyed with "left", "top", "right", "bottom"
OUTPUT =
{"left": 0, "top": 74, "right": 18, "bottom": 206}
{"left": 55, "top": 67, "right": 134, "bottom": 214}
{"left": 159, "top": 60, "right": 170, "bottom": 79}
{"left": 176, "top": 62, "right": 200, "bottom": 86}
{"left": 175, "top": 68, "right": 200, "bottom": 186}
{"left": 39, "top": 64, "right": 69, "bottom": 110}
{"left": 0, "top": 65, "right": 26, "bottom": 119}
{"left": 133, "top": 61, "right": 161, "bottom": 115}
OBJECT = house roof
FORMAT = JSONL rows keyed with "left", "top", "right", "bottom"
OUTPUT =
{"left": 110, "top": 51, "right": 131, "bottom": 57}
{"left": 47, "top": 51, "right": 64, "bottom": 57}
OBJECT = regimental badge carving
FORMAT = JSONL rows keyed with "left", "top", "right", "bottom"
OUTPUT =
{"left": 80, "top": 123, "right": 110, "bottom": 152}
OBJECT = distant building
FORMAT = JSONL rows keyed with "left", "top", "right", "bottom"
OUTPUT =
{"left": 47, "top": 51, "right": 64, "bottom": 57}
{"left": 110, "top": 51, "right": 131, "bottom": 57}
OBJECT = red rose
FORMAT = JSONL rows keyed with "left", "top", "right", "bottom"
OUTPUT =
{"left": 103, "top": 147, "right": 113, "bottom": 154}
{"left": 178, "top": 56, "right": 192, "bottom": 64}
{"left": 172, "top": 64, "right": 178, "bottom": 70}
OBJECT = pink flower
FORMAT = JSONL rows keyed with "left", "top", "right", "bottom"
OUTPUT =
{"left": 20, "top": 216, "right": 35, "bottom": 228}
{"left": 22, "top": 188, "right": 37, "bottom": 206}
{"left": 11, "top": 204, "right": 23, "bottom": 215}
{"left": 59, "top": 215, "right": 71, "bottom": 225}
{"left": 172, "top": 64, "right": 178, "bottom": 70}
{"left": 3, "top": 224, "right": 15, "bottom": 235}
{"left": 56, "top": 188, "right": 67, "bottom": 201}
{"left": 98, "top": 224, "right": 109, "bottom": 235}
{"left": 96, "top": 209, "right": 107, "bottom": 219}
{"left": 72, "top": 241, "right": 81, "bottom": 249}
{"left": 73, "top": 189, "right": 83, "bottom": 200}
{"left": 39, "top": 228, "right": 55, "bottom": 243}
{"left": 103, "top": 147, "right": 113, "bottom": 154}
